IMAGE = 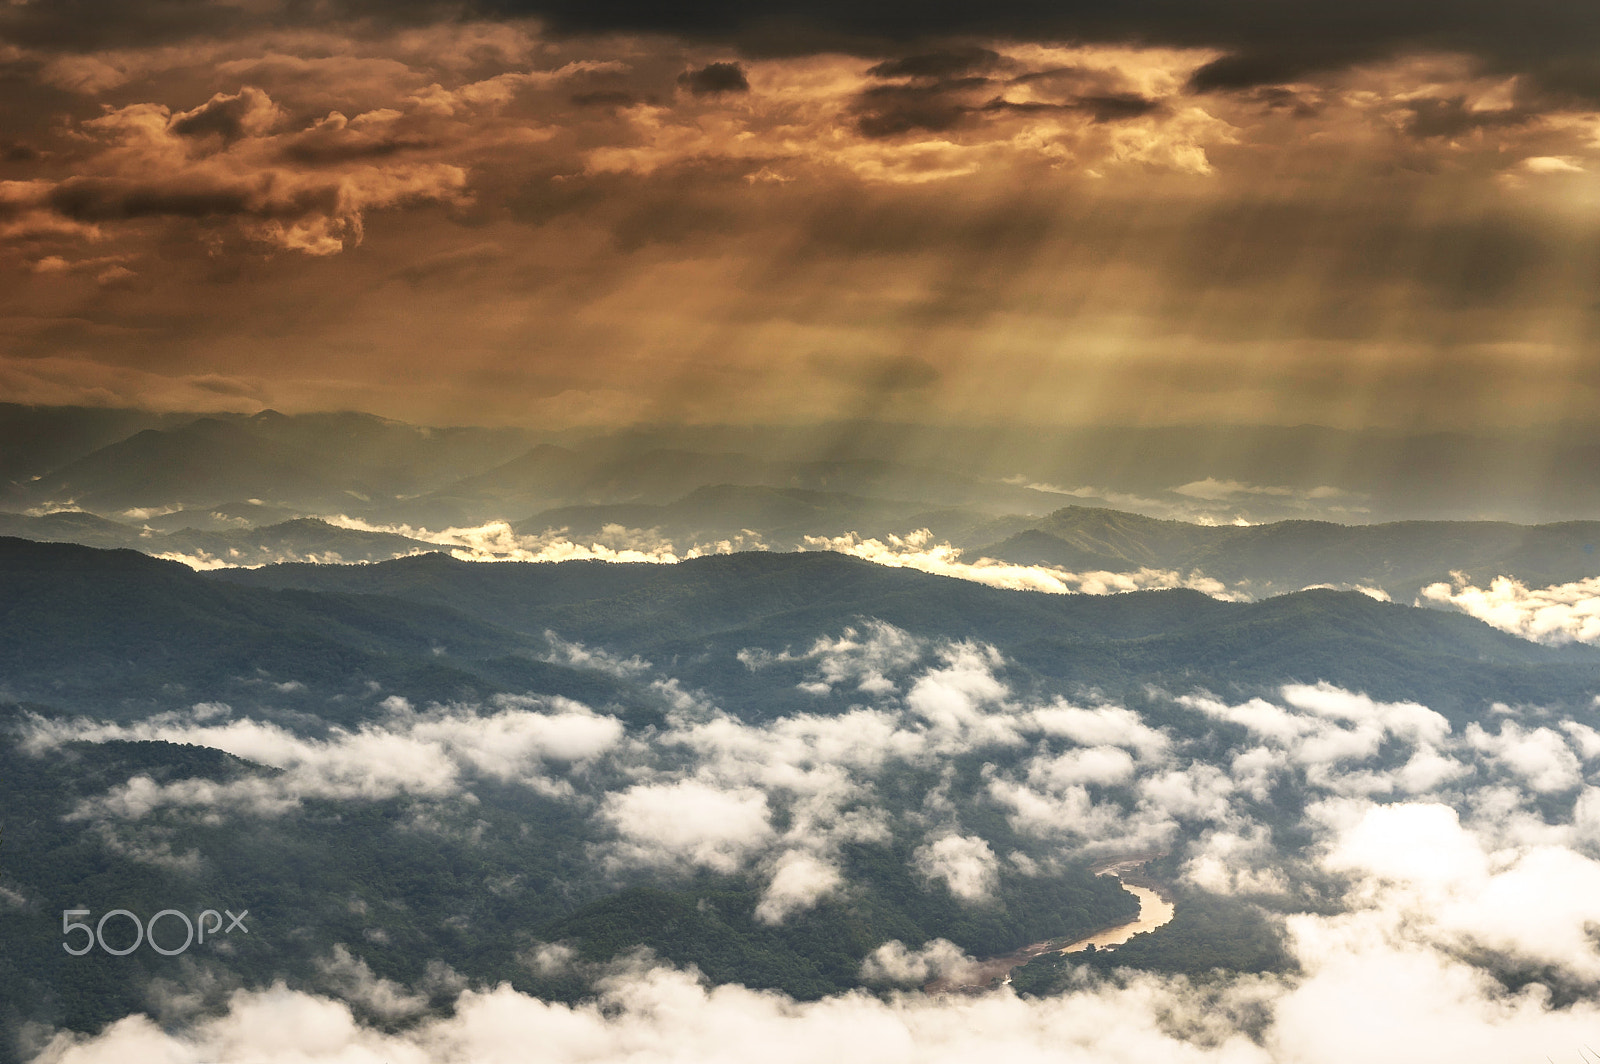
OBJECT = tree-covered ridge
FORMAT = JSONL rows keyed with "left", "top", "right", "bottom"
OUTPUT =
{"left": 975, "top": 505, "right": 1600, "bottom": 601}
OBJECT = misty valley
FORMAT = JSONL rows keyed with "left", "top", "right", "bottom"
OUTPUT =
{"left": 6, "top": 508, "right": 1600, "bottom": 1059}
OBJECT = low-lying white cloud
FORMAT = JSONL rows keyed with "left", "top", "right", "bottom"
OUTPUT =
{"left": 325, "top": 517, "right": 705, "bottom": 564}
{"left": 34, "top": 900, "right": 1600, "bottom": 1064}
{"left": 599, "top": 779, "right": 775, "bottom": 874}
{"left": 1421, "top": 573, "right": 1600, "bottom": 644}
{"left": 29, "top": 615, "right": 1600, "bottom": 1062}
{"left": 1464, "top": 720, "right": 1584, "bottom": 793}
{"left": 858, "top": 938, "right": 979, "bottom": 985}
{"left": 800, "top": 529, "right": 1239, "bottom": 598}
{"left": 542, "top": 631, "right": 652, "bottom": 678}
{"left": 313, "top": 945, "right": 431, "bottom": 1020}
{"left": 1173, "top": 479, "right": 1350, "bottom": 503}
{"left": 34, "top": 620, "right": 1600, "bottom": 947}
{"left": 146, "top": 514, "right": 1264, "bottom": 605}
{"left": 756, "top": 849, "right": 846, "bottom": 924}
{"left": 913, "top": 834, "right": 1000, "bottom": 902}
{"left": 1322, "top": 802, "right": 1600, "bottom": 979}
{"left": 739, "top": 620, "right": 925, "bottom": 695}
{"left": 1026, "top": 702, "right": 1172, "bottom": 760}
{"left": 25, "top": 697, "right": 623, "bottom": 817}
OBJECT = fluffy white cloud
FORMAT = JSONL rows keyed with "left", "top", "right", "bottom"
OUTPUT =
{"left": 36, "top": 930, "right": 1600, "bottom": 1064}
{"left": 739, "top": 620, "right": 926, "bottom": 695}
{"left": 1320, "top": 801, "right": 1600, "bottom": 979}
{"left": 1183, "top": 827, "right": 1289, "bottom": 895}
{"left": 541, "top": 632, "right": 652, "bottom": 677}
{"left": 1281, "top": 683, "right": 1449, "bottom": 746}
{"left": 755, "top": 850, "right": 845, "bottom": 924}
{"left": 1026, "top": 746, "right": 1140, "bottom": 789}
{"left": 1421, "top": 574, "right": 1600, "bottom": 645}
{"left": 35, "top": 666, "right": 1600, "bottom": 1062}
{"left": 913, "top": 834, "right": 1000, "bottom": 902}
{"left": 409, "top": 696, "right": 626, "bottom": 776}
{"left": 314, "top": 945, "right": 430, "bottom": 1019}
{"left": 1465, "top": 720, "right": 1584, "bottom": 793}
{"left": 905, "top": 642, "right": 1012, "bottom": 736}
{"left": 858, "top": 939, "right": 978, "bottom": 985}
{"left": 599, "top": 779, "right": 774, "bottom": 874}
{"left": 30, "top": 698, "right": 623, "bottom": 818}
{"left": 1136, "top": 764, "right": 1239, "bottom": 826}
{"left": 802, "top": 529, "right": 1240, "bottom": 598}
{"left": 324, "top": 516, "right": 755, "bottom": 564}
{"left": 1027, "top": 701, "right": 1172, "bottom": 760}
{"left": 1323, "top": 802, "right": 1490, "bottom": 895}
{"left": 1177, "top": 684, "right": 1459, "bottom": 794}
{"left": 987, "top": 776, "right": 1136, "bottom": 845}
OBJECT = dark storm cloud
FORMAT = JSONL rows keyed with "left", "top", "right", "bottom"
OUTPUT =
{"left": 569, "top": 90, "right": 638, "bottom": 108}
{"left": 1078, "top": 94, "right": 1162, "bottom": 122}
{"left": 853, "top": 70, "right": 1158, "bottom": 140}
{"left": 0, "top": 0, "right": 252, "bottom": 49}
{"left": 47, "top": 179, "right": 260, "bottom": 221}
{"left": 0, "top": 0, "right": 450, "bottom": 51}
{"left": 46, "top": 178, "right": 332, "bottom": 222}
{"left": 475, "top": 0, "right": 1600, "bottom": 98}
{"left": 3, "top": 0, "right": 1600, "bottom": 431}
{"left": 852, "top": 79, "right": 987, "bottom": 138}
{"left": 169, "top": 87, "right": 277, "bottom": 143}
{"left": 979, "top": 93, "right": 1161, "bottom": 123}
{"left": 677, "top": 61, "right": 750, "bottom": 95}
{"left": 1402, "top": 96, "right": 1537, "bottom": 139}
{"left": 1186, "top": 53, "right": 1316, "bottom": 94}
{"left": 3, "top": 0, "right": 1597, "bottom": 101}
{"left": 866, "top": 48, "right": 1006, "bottom": 81}
{"left": 279, "top": 119, "right": 437, "bottom": 165}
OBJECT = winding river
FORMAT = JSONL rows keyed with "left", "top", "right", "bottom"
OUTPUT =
{"left": 929, "top": 857, "right": 1176, "bottom": 993}
{"left": 1059, "top": 858, "right": 1176, "bottom": 954}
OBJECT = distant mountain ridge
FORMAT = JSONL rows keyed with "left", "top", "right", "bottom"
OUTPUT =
{"left": 975, "top": 505, "right": 1600, "bottom": 600}
{"left": 10, "top": 409, "right": 534, "bottom": 514}
{"left": 514, "top": 484, "right": 1035, "bottom": 551}
{"left": 0, "top": 403, "right": 191, "bottom": 488}
{"left": 206, "top": 544, "right": 1600, "bottom": 723}
{"left": 2, "top": 406, "right": 1600, "bottom": 607}
{"left": 0, "top": 511, "right": 439, "bottom": 565}
{"left": 3, "top": 534, "right": 1596, "bottom": 722}
{"left": 4, "top": 488, "right": 1600, "bottom": 609}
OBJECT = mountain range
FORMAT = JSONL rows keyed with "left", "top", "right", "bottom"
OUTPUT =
{"left": 4, "top": 530, "right": 1600, "bottom": 1061}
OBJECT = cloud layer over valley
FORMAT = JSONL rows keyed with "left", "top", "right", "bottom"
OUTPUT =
{"left": 23, "top": 614, "right": 1600, "bottom": 1063}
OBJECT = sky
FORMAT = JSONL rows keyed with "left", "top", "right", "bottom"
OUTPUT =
{"left": 4, "top": 1, "right": 1600, "bottom": 430}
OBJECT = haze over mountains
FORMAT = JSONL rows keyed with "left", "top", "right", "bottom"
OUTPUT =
{"left": 18, "top": 405, "right": 1600, "bottom": 527}
{"left": 8, "top": 406, "right": 1600, "bottom": 652}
